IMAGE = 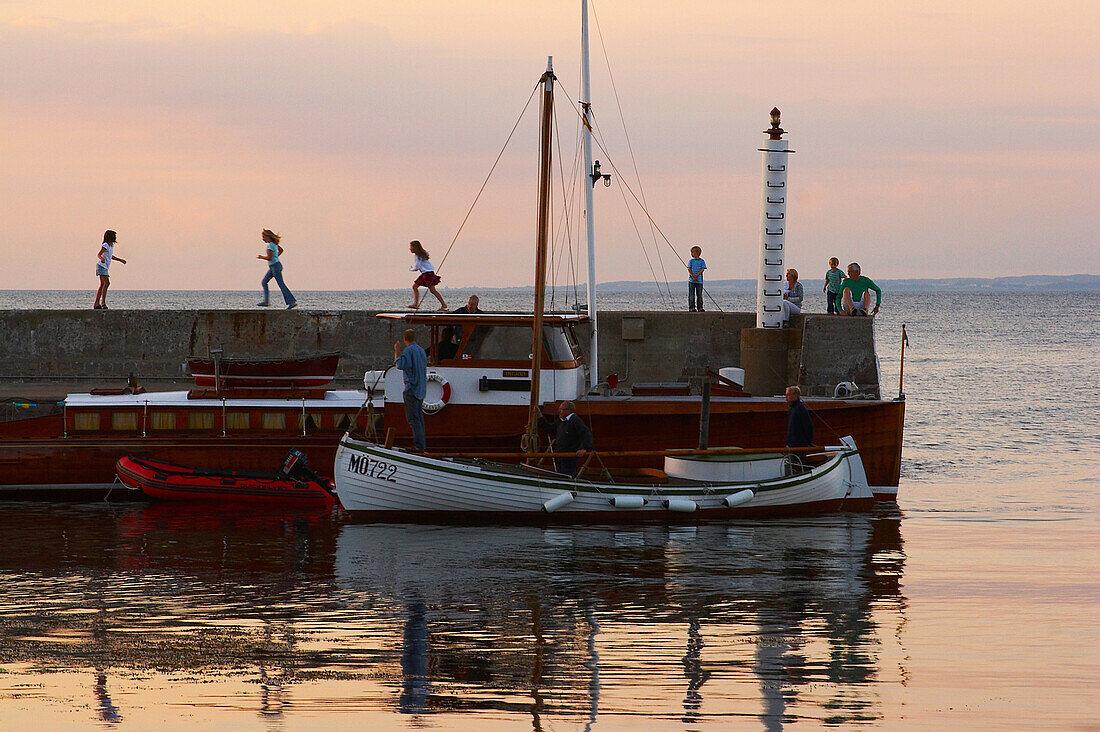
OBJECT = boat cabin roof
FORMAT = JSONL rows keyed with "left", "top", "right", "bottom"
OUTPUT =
{"left": 378, "top": 312, "right": 589, "bottom": 326}
{"left": 64, "top": 389, "right": 376, "bottom": 408}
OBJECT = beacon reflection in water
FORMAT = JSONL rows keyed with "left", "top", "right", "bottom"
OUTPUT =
{"left": 335, "top": 513, "right": 907, "bottom": 728}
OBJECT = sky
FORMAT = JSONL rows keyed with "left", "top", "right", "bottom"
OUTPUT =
{"left": 1, "top": 0, "right": 1097, "bottom": 290}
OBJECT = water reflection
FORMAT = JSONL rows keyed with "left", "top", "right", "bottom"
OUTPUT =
{"left": 0, "top": 503, "right": 906, "bottom": 729}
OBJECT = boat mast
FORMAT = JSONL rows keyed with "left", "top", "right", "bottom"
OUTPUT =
{"left": 525, "top": 57, "right": 556, "bottom": 454}
{"left": 581, "top": 0, "right": 600, "bottom": 387}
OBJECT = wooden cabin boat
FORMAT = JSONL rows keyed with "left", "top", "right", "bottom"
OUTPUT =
{"left": 0, "top": 354, "right": 379, "bottom": 492}
{"left": 339, "top": 59, "right": 901, "bottom": 512}
{"left": 358, "top": 310, "right": 903, "bottom": 500}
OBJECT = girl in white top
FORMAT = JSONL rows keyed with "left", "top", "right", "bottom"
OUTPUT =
{"left": 94, "top": 230, "right": 127, "bottom": 309}
{"left": 407, "top": 240, "right": 447, "bottom": 310}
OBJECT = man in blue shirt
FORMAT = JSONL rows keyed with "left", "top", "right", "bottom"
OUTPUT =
{"left": 394, "top": 328, "right": 428, "bottom": 451}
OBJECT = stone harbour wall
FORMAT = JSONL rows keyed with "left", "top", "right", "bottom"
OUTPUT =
{"left": 0, "top": 309, "right": 881, "bottom": 400}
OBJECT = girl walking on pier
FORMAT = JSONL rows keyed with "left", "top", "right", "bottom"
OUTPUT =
{"left": 93, "top": 230, "right": 126, "bottom": 309}
{"left": 257, "top": 229, "right": 297, "bottom": 309}
{"left": 407, "top": 240, "right": 447, "bottom": 310}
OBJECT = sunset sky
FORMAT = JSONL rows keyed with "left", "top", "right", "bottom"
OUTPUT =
{"left": 2, "top": 0, "right": 1096, "bottom": 290}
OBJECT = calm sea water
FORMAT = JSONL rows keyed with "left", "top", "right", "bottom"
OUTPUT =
{"left": 1, "top": 291, "right": 1098, "bottom": 730}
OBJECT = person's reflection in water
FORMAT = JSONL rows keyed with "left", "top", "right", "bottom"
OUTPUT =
{"left": 94, "top": 670, "right": 121, "bottom": 723}
{"left": 258, "top": 623, "right": 292, "bottom": 718}
{"left": 528, "top": 596, "right": 547, "bottom": 731}
{"left": 681, "top": 617, "right": 711, "bottom": 722}
{"left": 583, "top": 605, "right": 600, "bottom": 732}
{"left": 399, "top": 598, "right": 430, "bottom": 714}
{"left": 754, "top": 620, "right": 800, "bottom": 732}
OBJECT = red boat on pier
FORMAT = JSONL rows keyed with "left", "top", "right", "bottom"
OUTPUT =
{"left": 186, "top": 352, "right": 340, "bottom": 390}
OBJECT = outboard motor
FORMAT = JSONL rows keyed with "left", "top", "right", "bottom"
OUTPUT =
{"left": 280, "top": 449, "right": 308, "bottom": 479}
{"left": 279, "top": 449, "right": 337, "bottom": 497}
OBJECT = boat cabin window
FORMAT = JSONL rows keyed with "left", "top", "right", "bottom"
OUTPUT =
{"left": 75, "top": 412, "right": 102, "bottom": 431}
{"left": 110, "top": 412, "right": 136, "bottom": 431}
{"left": 226, "top": 412, "right": 250, "bottom": 430}
{"left": 456, "top": 324, "right": 577, "bottom": 364}
{"left": 188, "top": 412, "right": 214, "bottom": 430}
{"left": 543, "top": 326, "right": 578, "bottom": 362}
{"left": 149, "top": 412, "right": 176, "bottom": 430}
{"left": 462, "top": 325, "right": 532, "bottom": 361}
{"left": 261, "top": 413, "right": 286, "bottom": 430}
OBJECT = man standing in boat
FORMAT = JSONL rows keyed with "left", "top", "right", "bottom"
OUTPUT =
{"left": 395, "top": 329, "right": 428, "bottom": 452}
{"left": 785, "top": 385, "right": 814, "bottom": 450}
{"left": 538, "top": 401, "right": 593, "bottom": 477}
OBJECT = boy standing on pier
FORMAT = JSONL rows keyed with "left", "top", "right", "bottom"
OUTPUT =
{"left": 687, "top": 246, "right": 706, "bottom": 312}
{"left": 823, "top": 257, "right": 843, "bottom": 314}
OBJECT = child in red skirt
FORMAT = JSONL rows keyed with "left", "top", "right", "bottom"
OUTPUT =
{"left": 408, "top": 240, "right": 448, "bottom": 310}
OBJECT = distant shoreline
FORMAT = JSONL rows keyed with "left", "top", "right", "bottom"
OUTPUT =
{"left": 596, "top": 274, "right": 1100, "bottom": 294}
{"left": 3, "top": 274, "right": 1098, "bottom": 295}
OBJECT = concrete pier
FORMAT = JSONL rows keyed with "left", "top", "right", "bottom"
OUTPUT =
{"left": 0, "top": 310, "right": 883, "bottom": 406}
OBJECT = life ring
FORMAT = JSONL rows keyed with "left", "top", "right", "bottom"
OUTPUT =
{"left": 422, "top": 373, "right": 451, "bottom": 414}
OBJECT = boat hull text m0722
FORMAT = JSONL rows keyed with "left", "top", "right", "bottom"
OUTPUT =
{"left": 333, "top": 435, "right": 874, "bottom": 522}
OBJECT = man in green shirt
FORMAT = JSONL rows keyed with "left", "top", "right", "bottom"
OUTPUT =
{"left": 840, "top": 262, "right": 882, "bottom": 316}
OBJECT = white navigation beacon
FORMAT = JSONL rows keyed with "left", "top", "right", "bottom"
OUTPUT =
{"left": 756, "top": 108, "right": 794, "bottom": 329}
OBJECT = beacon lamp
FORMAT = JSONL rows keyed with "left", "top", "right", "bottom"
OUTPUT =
{"left": 591, "top": 160, "right": 612, "bottom": 188}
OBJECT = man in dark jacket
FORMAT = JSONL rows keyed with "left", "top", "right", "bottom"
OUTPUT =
{"left": 785, "top": 386, "right": 814, "bottom": 448}
{"left": 538, "top": 400, "right": 593, "bottom": 477}
{"left": 451, "top": 294, "right": 483, "bottom": 343}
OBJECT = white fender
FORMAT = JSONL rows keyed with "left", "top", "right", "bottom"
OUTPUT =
{"left": 664, "top": 498, "right": 698, "bottom": 512}
{"left": 723, "top": 489, "right": 755, "bottom": 508}
{"left": 609, "top": 495, "right": 645, "bottom": 509}
{"left": 541, "top": 491, "right": 576, "bottom": 512}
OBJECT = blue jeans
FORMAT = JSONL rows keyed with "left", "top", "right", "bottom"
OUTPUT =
{"left": 261, "top": 262, "right": 295, "bottom": 305}
{"left": 403, "top": 392, "right": 426, "bottom": 451}
{"left": 688, "top": 281, "right": 703, "bottom": 310}
{"left": 827, "top": 290, "right": 840, "bottom": 313}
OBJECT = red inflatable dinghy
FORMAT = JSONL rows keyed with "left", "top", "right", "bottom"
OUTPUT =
{"left": 117, "top": 450, "right": 337, "bottom": 507}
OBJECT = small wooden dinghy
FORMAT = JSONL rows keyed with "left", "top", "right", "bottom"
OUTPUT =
{"left": 333, "top": 435, "right": 872, "bottom": 521}
{"left": 185, "top": 352, "right": 341, "bottom": 390}
{"left": 117, "top": 450, "right": 337, "bottom": 507}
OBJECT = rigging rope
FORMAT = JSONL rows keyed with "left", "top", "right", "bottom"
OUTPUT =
{"left": 435, "top": 80, "right": 541, "bottom": 274}
{"left": 554, "top": 83, "right": 725, "bottom": 312}
{"left": 550, "top": 98, "right": 578, "bottom": 312}
{"left": 590, "top": 0, "right": 676, "bottom": 303}
{"left": 591, "top": 113, "right": 674, "bottom": 307}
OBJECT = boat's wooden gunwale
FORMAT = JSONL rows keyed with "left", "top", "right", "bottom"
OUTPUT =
{"left": 339, "top": 437, "right": 851, "bottom": 496}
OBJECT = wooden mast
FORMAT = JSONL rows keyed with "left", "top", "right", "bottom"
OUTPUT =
{"left": 524, "top": 58, "right": 556, "bottom": 455}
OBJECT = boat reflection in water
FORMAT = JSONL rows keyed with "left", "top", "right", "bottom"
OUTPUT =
{"left": 0, "top": 503, "right": 905, "bottom": 728}
{"left": 335, "top": 512, "right": 908, "bottom": 728}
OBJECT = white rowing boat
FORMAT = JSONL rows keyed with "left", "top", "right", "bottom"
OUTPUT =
{"left": 333, "top": 435, "right": 872, "bottom": 520}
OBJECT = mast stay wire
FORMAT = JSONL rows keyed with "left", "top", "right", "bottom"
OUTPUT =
{"left": 436, "top": 80, "right": 542, "bottom": 275}
{"left": 549, "top": 92, "right": 585, "bottom": 312}
{"left": 591, "top": 113, "right": 675, "bottom": 307}
{"left": 590, "top": 0, "right": 676, "bottom": 304}
{"left": 554, "top": 79, "right": 725, "bottom": 312}
{"left": 550, "top": 96, "right": 584, "bottom": 312}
